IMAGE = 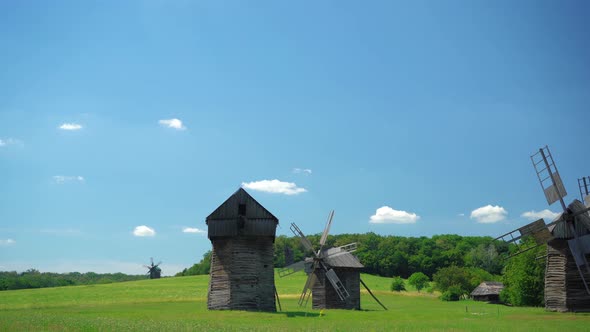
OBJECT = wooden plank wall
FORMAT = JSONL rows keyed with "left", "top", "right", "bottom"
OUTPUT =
{"left": 545, "top": 246, "right": 590, "bottom": 312}
{"left": 312, "top": 268, "right": 360, "bottom": 310}
{"left": 208, "top": 239, "right": 232, "bottom": 310}
{"left": 207, "top": 236, "right": 276, "bottom": 312}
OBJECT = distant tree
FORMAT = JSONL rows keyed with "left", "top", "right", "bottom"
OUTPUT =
{"left": 466, "top": 243, "right": 502, "bottom": 275}
{"left": 500, "top": 238, "right": 545, "bottom": 306}
{"left": 408, "top": 272, "right": 430, "bottom": 292}
{"left": 441, "top": 285, "right": 462, "bottom": 301}
{"left": 390, "top": 276, "right": 406, "bottom": 292}
{"left": 433, "top": 266, "right": 494, "bottom": 300}
{"left": 176, "top": 251, "right": 212, "bottom": 276}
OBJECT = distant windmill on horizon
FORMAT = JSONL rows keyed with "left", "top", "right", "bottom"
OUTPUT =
{"left": 144, "top": 258, "right": 162, "bottom": 279}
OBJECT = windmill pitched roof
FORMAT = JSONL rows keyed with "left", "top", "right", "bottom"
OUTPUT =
{"left": 470, "top": 281, "right": 504, "bottom": 296}
{"left": 550, "top": 199, "right": 590, "bottom": 239}
{"left": 322, "top": 248, "right": 364, "bottom": 269}
{"left": 206, "top": 188, "right": 278, "bottom": 223}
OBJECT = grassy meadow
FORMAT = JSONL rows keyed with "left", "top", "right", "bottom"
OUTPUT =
{"left": 1, "top": 271, "right": 589, "bottom": 331}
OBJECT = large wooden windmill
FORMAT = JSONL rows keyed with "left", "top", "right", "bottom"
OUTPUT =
{"left": 280, "top": 211, "right": 387, "bottom": 310}
{"left": 206, "top": 188, "right": 278, "bottom": 311}
{"left": 495, "top": 146, "right": 590, "bottom": 312}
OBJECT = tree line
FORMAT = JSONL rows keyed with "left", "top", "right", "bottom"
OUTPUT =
{"left": 0, "top": 269, "right": 147, "bottom": 291}
{"left": 179, "top": 233, "right": 544, "bottom": 306}
{"left": 179, "top": 233, "right": 508, "bottom": 279}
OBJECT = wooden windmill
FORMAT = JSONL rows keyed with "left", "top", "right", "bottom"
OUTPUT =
{"left": 144, "top": 258, "right": 162, "bottom": 279}
{"left": 206, "top": 188, "right": 279, "bottom": 311}
{"left": 280, "top": 210, "right": 387, "bottom": 310}
{"left": 495, "top": 146, "right": 590, "bottom": 312}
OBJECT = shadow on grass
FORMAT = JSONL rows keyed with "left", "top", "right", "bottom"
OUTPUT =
{"left": 278, "top": 311, "right": 320, "bottom": 318}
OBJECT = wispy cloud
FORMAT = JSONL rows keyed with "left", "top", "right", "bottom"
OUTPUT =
{"left": 182, "top": 227, "right": 206, "bottom": 234}
{"left": 470, "top": 205, "right": 508, "bottom": 223}
{"left": 521, "top": 209, "right": 560, "bottom": 221}
{"left": 133, "top": 225, "right": 156, "bottom": 237}
{"left": 242, "top": 179, "right": 307, "bottom": 195}
{"left": 0, "top": 138, "right": 22, "bottom": 147}
{"left": 458, "top": 213, "right": 465, "bottom": 217}
{"left": 53, "top": 175, "right": 85, "bottom": 184}
{"left": 159, "top": 118, "right": 186, "bottom": 130}
{"left": 369, "top": 206, "right": 420, "bottom": 224}
{"left": 59, "top": 123, "right": 83, "bottom": 131}
{"left": 40, "top": 229, "right": 82, "bottom": 236}
{"left": 293, "top": 168, "right": 312, "bottom": 175}
{"left": 0, "top": 239, "right": 16, "bottom": 246}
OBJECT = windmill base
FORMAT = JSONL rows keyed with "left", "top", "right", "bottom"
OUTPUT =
{"left": 545, "top": 246, "right": 590, "bottom": 312}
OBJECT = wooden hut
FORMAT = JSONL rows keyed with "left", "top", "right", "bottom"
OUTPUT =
{"left": 206, "top": 188, "right": 278, "bottom": 311}
{"left": 544, "top": 199, "right": 590, "bottom": 312}
{"left": 308, "top": 248, "right": 364, "bottom": 310}
{"left": 470, "top": 281, "right": 504, "bottom": 302}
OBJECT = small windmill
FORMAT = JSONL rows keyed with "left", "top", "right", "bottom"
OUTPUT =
{"left": 495, "top": 146, "right": 590, "bottom": 311}
{"left": 144, "top": 258, "right": 162, "bottom": 279}
{"left": 279, "top": 210, "right": 387, "bottom": 310}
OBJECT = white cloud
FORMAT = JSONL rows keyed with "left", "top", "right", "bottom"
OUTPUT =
{"left": 241, "top": 179, "right": 307, "bottom": 195}
{"left": 521, "top": 209, "right": 561, "bottom": 221}
{"left": 470, "top": 205, "right": 508, "bottom": 223}
{"left": 369, "top": 206, "right": 420, "bottom": 224}
{"left": 0, "top": 138, "right": 22, "bottom": 147}
{"left": 159, "top": 118, "right": 186, "bottom": 130}
{"left": 182, "top": 227, "right": 206, "bottom": 234}
{"left": 53, "top": 175, "right": 85, "bottom": 184}
{"left": 0, "top": 239, "right": 16, "bottom": 246}
{"left": 59, "top": 123, "right": 83, "bottom": 130}
{"left": 133, "top": 225, "right": 156, "bottom": 237}
{"left": 293, "top": 168, "right": 312, "bottom": 175}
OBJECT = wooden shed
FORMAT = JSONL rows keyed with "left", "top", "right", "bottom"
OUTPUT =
{"left": 206, "top": 188, "right": 278, "bottom": 311}
{"left": 470, "top": 281, "right": 504, "bottom": 302}
{"left": 308, "top": 248, "right": 364, "bottom": 310}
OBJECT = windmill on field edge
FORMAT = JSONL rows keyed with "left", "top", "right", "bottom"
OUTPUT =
{"left": 495, "top": 145, "right": 590, "bottom": 312}
{"left": 279, "top": 210, "right": 387, "bottom": 310}
{"left": 145, "top": 258, "right": 162, "bottom": 279}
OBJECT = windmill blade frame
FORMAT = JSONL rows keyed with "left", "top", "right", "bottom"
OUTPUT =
{"left": 290, "top": 222, "right": 317, "bottom": 256}
{"left": 298, "top": 261, "right": 319, "bottom": 307}
{"left": 323, "top": 267, "right": 350, "bottom": 301}
{"left": 318, "top": 210, "right": 335, "bottom": 255}
{"left": 278, "top": 260, "right": 307, "bottom": 278}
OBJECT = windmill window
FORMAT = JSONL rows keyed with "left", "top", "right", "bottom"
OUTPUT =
{"left": 238, "top": 204, "right": 246, "bottom": 216}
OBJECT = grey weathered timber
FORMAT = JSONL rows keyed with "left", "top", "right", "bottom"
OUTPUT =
{"left": 545, "top": 245, "right": 590, "bottom": 312}
{"left": 311, "top": 268, "right": 361, "bottom": 310}
{"left": 206, "top": 188, "right": 278, "bottom": 312}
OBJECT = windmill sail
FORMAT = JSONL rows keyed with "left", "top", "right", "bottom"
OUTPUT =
{"left": 531, "top": 146, "right": 567, "bottom": 209}
{"left": 290, "top": 223, "right": 316, "bottom": 255}
{"left": 278, "top": 260, "right": 306, "bottom": 277}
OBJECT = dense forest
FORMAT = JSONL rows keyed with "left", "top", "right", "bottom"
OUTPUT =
{"left": 0, "top": 270, "right": 147, "bottom": 291}
{"left": 179, "top": 233, "right": 509, "bottom": 278}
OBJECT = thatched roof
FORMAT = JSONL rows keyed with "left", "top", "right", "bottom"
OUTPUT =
{"left": 470, "top": 281, "right": 504, "bottom": 297}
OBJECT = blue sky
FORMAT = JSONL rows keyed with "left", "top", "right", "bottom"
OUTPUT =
{"left": 1, "top": 1, "right": 589, "bottom": 275}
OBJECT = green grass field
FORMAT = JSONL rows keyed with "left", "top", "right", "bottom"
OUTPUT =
{"left": 1, "top": 272, "right": 589, "bottom": 331}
